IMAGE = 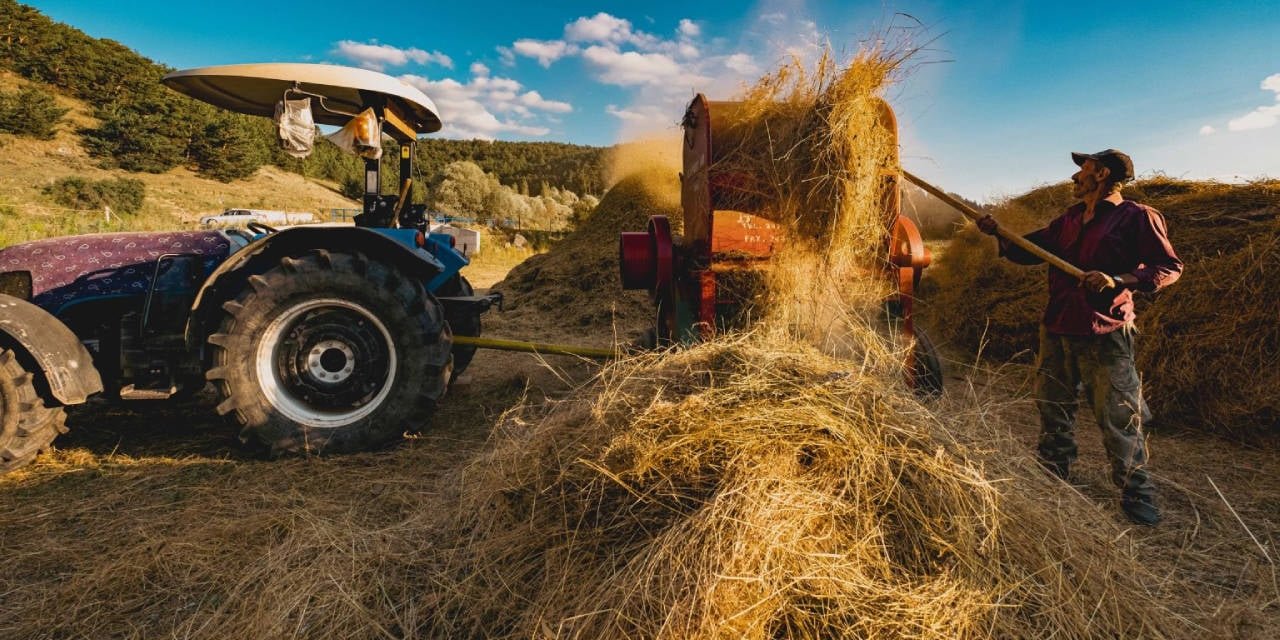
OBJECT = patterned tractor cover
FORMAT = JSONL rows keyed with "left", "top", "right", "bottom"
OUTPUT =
{"left": 0, "top": 231, "right": 232, "bottom": 314}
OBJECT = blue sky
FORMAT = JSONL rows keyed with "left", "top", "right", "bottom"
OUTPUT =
{"left": 25, "top": 0, "right": 1280, "bottom": 200}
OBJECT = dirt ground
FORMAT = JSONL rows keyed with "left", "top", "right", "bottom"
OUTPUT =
{"left": 2, "top": 257, "right": 1278, "bottom": 638}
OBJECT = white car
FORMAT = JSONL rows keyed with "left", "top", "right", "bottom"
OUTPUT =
{"left": 199, "top": 208, "right": 316, "bottom": 227}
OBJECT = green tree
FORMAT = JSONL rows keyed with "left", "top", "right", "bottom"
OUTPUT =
{"left": 0, "top": 84, "right": 68, "bottom": 138}
{"left": 188, "top": 113, "right": 269, "bottom": 182}
{"left": 433, "top": 161, "right": 500, "bottom": 219}
{"left": 82, "top": 87, "right": 194, "bottom": 173}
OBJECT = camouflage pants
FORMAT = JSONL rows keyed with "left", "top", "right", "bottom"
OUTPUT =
{"left": 1035, "top": 325, "right": 1155, "bottom": 496}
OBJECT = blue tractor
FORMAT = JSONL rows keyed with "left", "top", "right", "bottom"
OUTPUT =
{"left": 0, "top": 63, "right": 499, "bottom": 472}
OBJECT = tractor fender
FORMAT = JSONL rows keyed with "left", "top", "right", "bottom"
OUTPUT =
{"left": 0, "top": 293, "right": 103, "bottom": 405}
{"left": 185, "top": 226, "right": 444, "bottom": 348}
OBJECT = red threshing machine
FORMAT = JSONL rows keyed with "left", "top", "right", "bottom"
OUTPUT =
{"left": 619, "top": 94, "right": 943, "bottom": 393}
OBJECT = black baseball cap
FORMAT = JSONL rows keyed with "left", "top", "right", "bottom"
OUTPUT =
{"left": 1071, "top": 149, "right": 1134, "bottom": 182}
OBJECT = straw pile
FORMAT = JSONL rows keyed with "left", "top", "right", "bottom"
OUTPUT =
{"left": 922, "top": 177, "right": 1280, "bottom": 435}
{"left": 694, "top": 49, "right": 911, "bottom": 347}
{"left": 425, "top": 337, "right": 1177, "bottom": 638}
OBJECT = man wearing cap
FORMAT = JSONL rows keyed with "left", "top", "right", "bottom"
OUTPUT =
{"left": 977, "top": 149, "right": 1183, "bottom": 526}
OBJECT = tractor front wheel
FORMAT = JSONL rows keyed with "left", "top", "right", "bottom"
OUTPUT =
{"left": 206, "top": 251, "right": 452, "bottom": 456}
{"left": 0, "top": 349, "right": 67, "bottom": 473}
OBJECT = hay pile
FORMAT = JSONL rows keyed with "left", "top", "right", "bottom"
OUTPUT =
{"left": 486, "top": 168, "right": 680, "bottom": 346}
{"left": 697, "top": 49, "right": 912, "bottom": 346}
{"left": 707, "top": 50, "right": 900, "bottom": 252}
{"left": 922, "top": 177, "right": 1280, "bottom": 435}
{"left": 426, "top": 337, "right": 1178, "bottom": 638}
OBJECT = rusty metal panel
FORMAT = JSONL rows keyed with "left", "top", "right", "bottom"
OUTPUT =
{"left": 710, "top": 211, "right": 783, "bottom": 257}
{"left": 681, "top": 95, "right": 713, "bottom": 257}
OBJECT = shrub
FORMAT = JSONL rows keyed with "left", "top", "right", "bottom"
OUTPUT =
{"left": 42, "top": 176, "right": 146, "bottom": 214}
{"left": 188, "top": 115, "right": 269, "bottom": 182}
{"left": 0, "top": 85, "right": 68, "bottom": 139}
{"left": 340, "top": 175, "right": 365, "bottom": 200}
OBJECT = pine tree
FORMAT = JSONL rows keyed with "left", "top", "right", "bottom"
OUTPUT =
{"left": 0, "top": 84, "right": 68, "bottom": 139}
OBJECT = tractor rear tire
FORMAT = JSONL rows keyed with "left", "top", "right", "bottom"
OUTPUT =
{"left": 205, "top": 251, "right": 452, "bottom": 456}
{"left": 437, "top": 275, "right": 480, "bottom": 379}
{"left": 0, "top": 349, "right": 68, "bottom": 473}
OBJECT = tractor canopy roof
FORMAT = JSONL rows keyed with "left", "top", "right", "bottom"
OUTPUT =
{"left": 162, "top": 63, "right": 442, "bottom": 140}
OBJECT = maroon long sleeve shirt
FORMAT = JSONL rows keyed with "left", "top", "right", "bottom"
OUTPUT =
{"left": 999, "top": 199, "right": 1183, "bottom": 336}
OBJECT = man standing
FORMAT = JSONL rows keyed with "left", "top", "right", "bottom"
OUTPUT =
{"left": 978, "top": 149, "right": 1182, "bottom": 526}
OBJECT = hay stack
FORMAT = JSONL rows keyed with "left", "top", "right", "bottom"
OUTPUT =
{"left": 707, "top": 50, "right": 900, "bottom": 253}
{"left": 922, "top": 178, "right": 1280, "bottom": 435}
{"left": 696, "top": 49, "right": 912, "bottom": 346}
{"left": 427, "top": 337, "right": 1177, "bottom": 638}
{"left": 486, "top": 168, "right": 680, "bottom": 346}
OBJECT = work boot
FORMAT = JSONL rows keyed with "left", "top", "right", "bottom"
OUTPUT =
{"left": 1121, "top": 491, "right": 1161, "bottom": 526}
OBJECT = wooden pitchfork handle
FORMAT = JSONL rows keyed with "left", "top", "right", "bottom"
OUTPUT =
{"left": 901, "top": 170, "right": 1087, "bottom": 281}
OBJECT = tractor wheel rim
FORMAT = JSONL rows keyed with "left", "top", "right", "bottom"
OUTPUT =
{"left": 308, "top": 339, "right": 356, "bottom": 384}
{"left": 255, "top": 298, "right": 397, "bottom": 429}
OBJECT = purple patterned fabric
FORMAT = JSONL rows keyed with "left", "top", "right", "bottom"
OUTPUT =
{"left": 0, "top": 231, "right": 232, "bottom": 314}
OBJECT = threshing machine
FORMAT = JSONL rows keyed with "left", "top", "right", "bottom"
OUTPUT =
{"left": 619, "top": 95, "right": 942, "bottom": 392}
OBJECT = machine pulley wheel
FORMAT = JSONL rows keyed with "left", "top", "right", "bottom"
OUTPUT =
{"left": 647, "top": 216, "right": 675, "bottom": 301}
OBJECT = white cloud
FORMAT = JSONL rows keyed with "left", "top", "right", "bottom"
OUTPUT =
{"left": 512, "top": 38, "right": 576, "bottom": 67}
{"left": 333, "top": 40, "right": 452, "bottom": 71}
{"left": 724, "top": 53, "right": 759, "bottom": 76}
{"left": 520, "top": 90, "right": 573, "bottom": 113}
{"left": 606, "top": 104, "right": 676, "bottom": 130}
{"left": 473, "top": 75, "right": 522, "bottom": 93}
{"left": 1199, "top": 124, "right": 1216, "bottom": 136}
{"left": 470, "top": 62, "right": 490, "bottom": 76}
{"left": 490, "top": 11, "right": 803, "bottom": 139}
{"left": 496, "top": 46, "right": 516, "bottom": 67}
{"left": 1227, "top": 73, "right": 1280, "bottom": 132}
{"left": 581, "top": 45, "right": 706, "bottom": 88}
{"left": 1229, "top": 105, "right": 1280, "bottom": 132}
{"left": 565, "top": 12, "right": 634, "bottom": 44}
{"left": 400, "top": 72, "right": 564, "bottom": 139}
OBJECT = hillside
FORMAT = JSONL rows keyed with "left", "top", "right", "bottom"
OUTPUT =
{"left": 0, "top": 72, "right": 359, "bottom": 244}
{"left": 0, "top": 0, "right": 607, "bottom": 212}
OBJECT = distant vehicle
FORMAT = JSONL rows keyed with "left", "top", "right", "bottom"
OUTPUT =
{"left": 199, "top": 209, "right": 317, "bottom": 227}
